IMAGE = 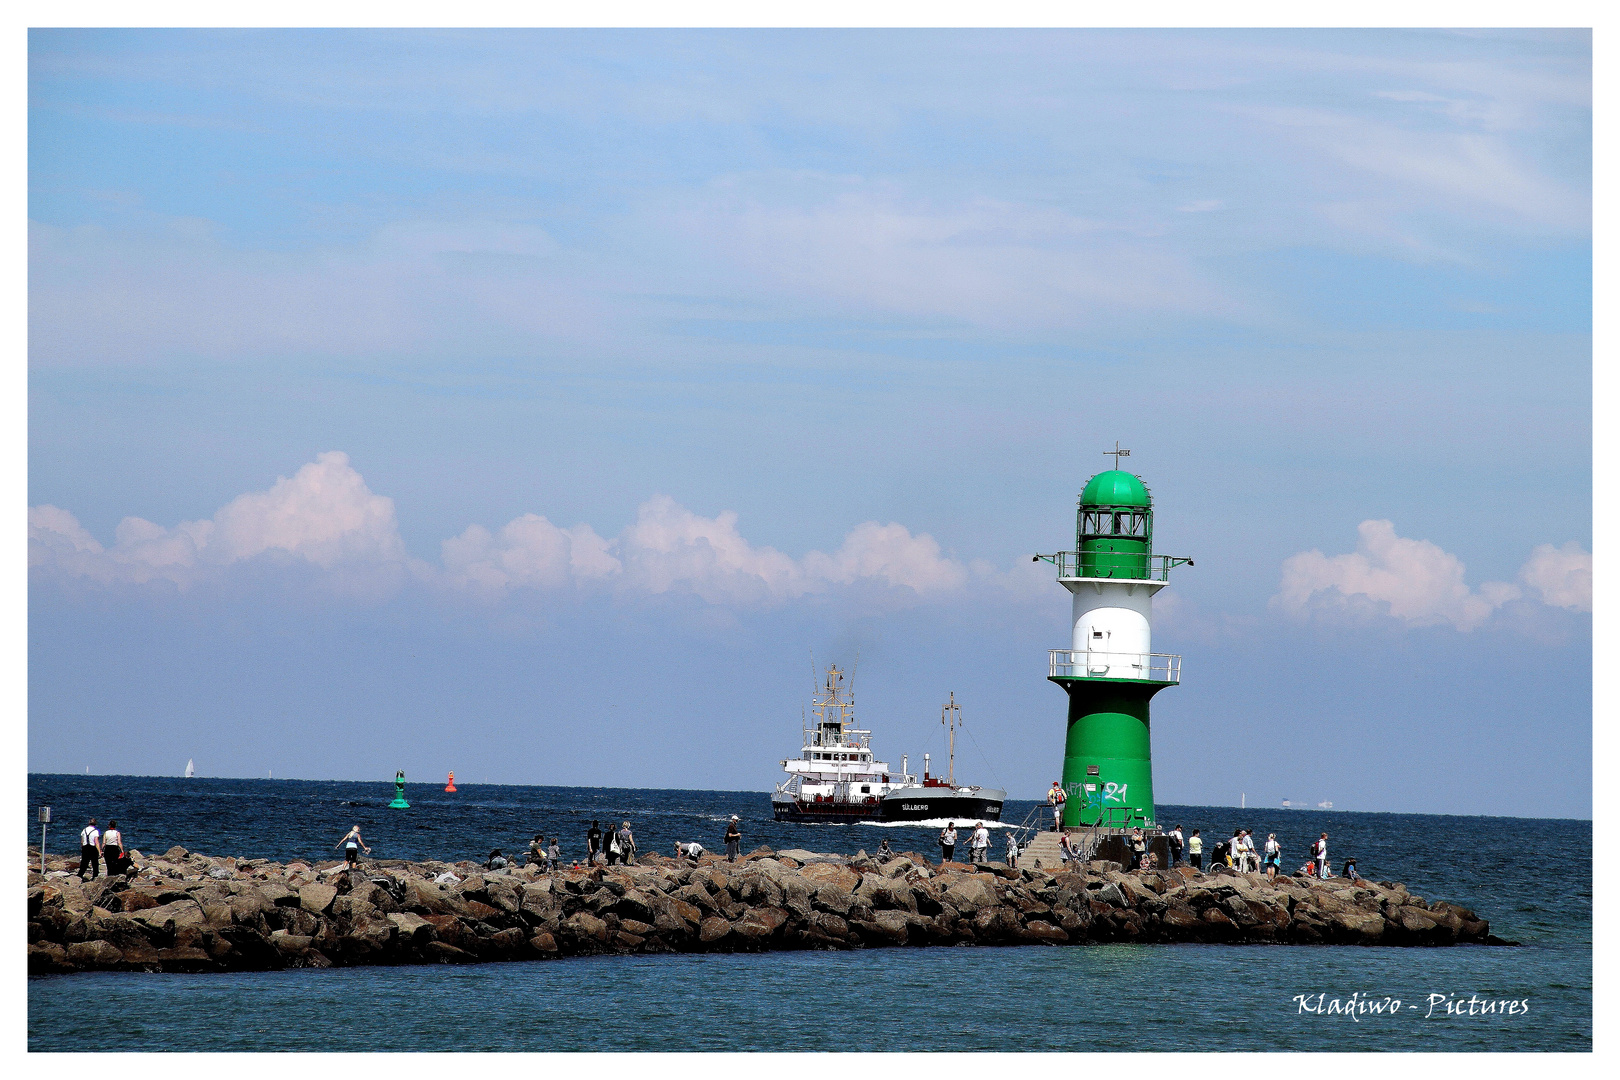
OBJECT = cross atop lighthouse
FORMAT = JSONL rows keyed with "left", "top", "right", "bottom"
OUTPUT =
{"left": 1105, "top": 441, "right": 1131, "bottom": 469}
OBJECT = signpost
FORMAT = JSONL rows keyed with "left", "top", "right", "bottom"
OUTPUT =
{"left": 37, "top": 806, "right": 51, "bottom": 874}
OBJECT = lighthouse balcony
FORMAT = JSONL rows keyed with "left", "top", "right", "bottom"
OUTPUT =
{"left": 1049, "top": 649, "right": 1181, "bottom": 683}
{"left": 1041, "top": 551, "right": 1193, "bottom": 582}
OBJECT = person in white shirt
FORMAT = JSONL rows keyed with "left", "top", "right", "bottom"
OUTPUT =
{"left": 78, "top": 818, "right": 102, "bottom": 881}
{"left": 1263, "top": 833, "right": 1281, "bottom": 878}
{"left": 1241, "top": 830, "right": 1259, "bottom": 873}
{"left": 1313, "top": 833, "right": 1329, "bottom": 878}
{"left": 1005, "top": 831, "right": 1020, "bottom": 868}
{"left": 939, "top": 823, "right": 958, "bottom": 864}
{"left": 673, "top": 841, "right": 704, "bottom": 860}
{"left": 1168, "top": 825, "right": 1185, "bottom": 867}
{"left": 101, "top": 821, "right": 126, "bottom": 876}
{"left": 970, "top": 823, "right": 990, "bottom": 864}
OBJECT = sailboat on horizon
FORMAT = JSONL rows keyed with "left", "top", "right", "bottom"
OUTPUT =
{"left": 185, "top": 759, "right": 195, "bottom": 778}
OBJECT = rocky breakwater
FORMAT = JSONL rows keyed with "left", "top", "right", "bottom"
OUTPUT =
{"left": 27, "top": 844, "right": 1508, "bottom": 975}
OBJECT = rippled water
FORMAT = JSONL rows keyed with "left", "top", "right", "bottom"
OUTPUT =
{"left": 27, "top": 774, "right": 1591, "bottom": 1052}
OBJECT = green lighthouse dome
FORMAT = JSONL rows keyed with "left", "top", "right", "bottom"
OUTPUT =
{"left": 1080, "top": 469, "right": 1151, "bottom": 508}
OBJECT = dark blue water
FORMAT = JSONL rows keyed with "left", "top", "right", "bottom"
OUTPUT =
{"left": 27, "top": 775, "right": 1591, "bottom": 1051}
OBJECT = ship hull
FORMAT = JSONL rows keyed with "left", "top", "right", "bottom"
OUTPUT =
{"left": 771, "top": 796, "right": 885, "bottom": 823}
{"left": 880, "top": 789, "right": 1005, "bottom": 822}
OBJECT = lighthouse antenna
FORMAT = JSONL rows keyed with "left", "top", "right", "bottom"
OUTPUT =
{"left": 1106, "top": 441, "right": 1132, "bottom": 469}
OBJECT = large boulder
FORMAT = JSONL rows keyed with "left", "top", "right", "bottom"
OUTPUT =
{"left": 942, "top": 875, "right": 999, "bottom": 914}
{"left": 298, "top": 883, "right": 338, "bottom": 914}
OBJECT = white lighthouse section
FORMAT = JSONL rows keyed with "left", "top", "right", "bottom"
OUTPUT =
{"left": 1067, "top": 580, "right": 1165, "bottom": 679}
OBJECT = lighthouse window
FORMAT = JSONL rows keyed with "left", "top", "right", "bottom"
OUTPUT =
{"left": 861, "top": 786, "right": 870, "bottom": 794}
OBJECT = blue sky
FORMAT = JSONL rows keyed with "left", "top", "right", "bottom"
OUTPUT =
{"left": 27, "top": 29, "right": 1591, "bottom": 816}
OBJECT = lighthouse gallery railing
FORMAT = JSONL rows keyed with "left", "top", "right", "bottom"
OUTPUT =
{"left": 1040, "top": 552, "right": 1193, "bottom": 580}
{"left": 1049, "top": 650, "right": 1181, "bottom": 683}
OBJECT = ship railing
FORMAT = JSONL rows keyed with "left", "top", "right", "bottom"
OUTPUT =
{"left": 1049, "top": 650, "right": 1181, "bottom": 682}
{"left": 1036, "top": 551, "right": 1193, "bottom": 581}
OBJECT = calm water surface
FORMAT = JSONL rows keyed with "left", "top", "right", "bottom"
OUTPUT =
{"left": 27, "top": 775, "right": 1590, "bottom": 1052}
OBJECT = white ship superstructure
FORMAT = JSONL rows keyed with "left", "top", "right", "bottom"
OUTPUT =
{"left": 772, "top": 665, "right": 913, "bottom": 821}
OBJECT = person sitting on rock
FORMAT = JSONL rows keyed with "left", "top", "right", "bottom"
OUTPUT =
{"left": 525, "top": 834, "right": 547, "bottom": 869}
{"left": 485, "top": 848, "right": 508, "bottom": 871}
{"left": 876, "top": 838, "right": 895, "bottom": 861}
{"left": 1342, "top": 857, "right": 1361, "bottom": 882}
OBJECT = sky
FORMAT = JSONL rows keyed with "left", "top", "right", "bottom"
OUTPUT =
{"left": 26, "top": 29, "right": 1592, "bottom": 817}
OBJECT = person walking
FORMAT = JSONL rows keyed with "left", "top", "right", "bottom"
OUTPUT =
{"left": 1188, "top": 828, "right": 1203, "bottom": 870}
{"left": 1263, "top": 833, "right": 1281, "bottom": 879}
{"left": 335, "top": 824, "right": 371, "bottom": 867}
{"left": 101, "top": 820, "right": 127, "bottom": 876}
{"left": 1312, "top": 833, "right": 1329, "bottom": 879}
{"left": 1047, "top": 781, "right": 1067, "bottom": 831}
{"left": 1058, "top": 832, "right": 1080, "bottom": 865}
{"left": 586, "top": 820, "right": 604, "bottom": 865}
{"left": 724, "top": 816, "right": 742, "bottom": 862}
{"left": 939, "top": 822, "right": 958, "bottom": 864}
{"left": 1167, "top": 824, "right": 1184, "bottom": 867}
{"left": 617, "top": 821, "right": 636, "bottom": 866}
{"left": 77, "top": 818, "right": 102, "bottom": 881}
{"left": 1005, "top": 831, "right": 1020, "bottom": 868}
{"left": 970, "top": 822, "right": 990, "bottom": 864}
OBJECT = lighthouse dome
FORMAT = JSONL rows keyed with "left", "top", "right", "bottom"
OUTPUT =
{"left": 1080, "top": 469, "right": 1151, "bottom": 508}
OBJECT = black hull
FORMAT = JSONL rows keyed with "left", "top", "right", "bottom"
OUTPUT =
{"left": 772, "top": 800, "right": 884, "bottom": 823}
{"left": 880, "top": 795, "right": 1003, "bottom": 822}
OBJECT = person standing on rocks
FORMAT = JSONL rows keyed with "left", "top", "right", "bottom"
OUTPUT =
{"left": 1005, "top": 831, "right": 1020, "bottom": 868}
{"left": 617, "top": 821, "right": 636, "bottom": 865}
{"left": 336, "top": 824, "right": 371, "bottom": 868}
{"left": 1167, "top": 824, "right": 1184, "bottom": 867}
{"left": 939, "top": 822, "right": 958, "bottom": 864}
{"left": 587, "top": 821, "right": 603, "bottom": 865}
{"left": 99, "top": 819, "right": 124, "bottom": 880}
{"left": 1129, "top": 830, "right": 1146, "bottom": 871}
{"left": 77, "top": 818, "right": 102, "bottom": 881}
{"left": 724, "top": 816, "right": 742, "bottom": 862}
{"left": 1262, "top": 833, "right": 1281, "bottom": 879}
{"left": 1188, "top": 828, "right": 1203, "bottom": 870}
{"left": 548, "top": 837, "right": 561, "bottom": 867}
{"left": 1312, "top": 833, "right": 1328, "bottom": 878}
{"left": 970, "top": 822, "right": 990, "bottom": 864}
{"left": 1047, "top": 781, "right": 1066, "bottom": 831}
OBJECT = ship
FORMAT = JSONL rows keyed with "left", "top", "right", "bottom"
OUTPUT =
{"left": 770, "top": 666, "right": 1005, "bottom": 823}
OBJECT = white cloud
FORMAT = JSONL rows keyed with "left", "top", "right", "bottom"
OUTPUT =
{"left": 1274, "top": 520, "right": 1589, "bottom": 631}
{"left": 441, "top": 515, "right": 619, "bottom": 597}
{"left": 33, "top": 454, "right": 983, "bottom": 608}
{"left": 1518, "top": 540, "right": 1591, "bottom": 612}
{"left": 29, "top": 452, "right": 420, "bottom": 592}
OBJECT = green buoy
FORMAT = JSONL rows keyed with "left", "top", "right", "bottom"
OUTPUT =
{"left": 389, "top": 770, "right": 410, "bottom": 809}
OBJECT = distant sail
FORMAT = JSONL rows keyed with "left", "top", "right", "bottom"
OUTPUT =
{"left": 185, "top": 758, "right": 195, "bottom": 778}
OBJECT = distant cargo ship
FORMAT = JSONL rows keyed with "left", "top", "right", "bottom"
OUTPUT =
{"left": 770, "top": 666, "right": 1004, "bottom": 823}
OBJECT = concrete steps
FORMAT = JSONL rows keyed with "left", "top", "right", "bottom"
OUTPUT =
{"left": 1018, "top": 830, "right": 1070, "bottom": 871}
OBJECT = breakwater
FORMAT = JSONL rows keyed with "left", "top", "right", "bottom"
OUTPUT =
{"left": 27, "top": 843, "right": 1505, "bottom": 974}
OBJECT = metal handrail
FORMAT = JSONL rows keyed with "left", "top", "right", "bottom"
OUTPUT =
{"left": 1049, "top": 650, "right": 1181, "bottom": 682}
{"left": 1035, "top": 551, "right": 1192, "bottom": 581}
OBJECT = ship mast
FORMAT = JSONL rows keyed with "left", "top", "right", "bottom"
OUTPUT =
{"left": 942, "top": 692, "right": 960, "bottom": 787}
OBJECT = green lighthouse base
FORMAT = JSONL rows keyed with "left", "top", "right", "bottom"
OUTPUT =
{"left": 1052, "top": 677, "right": 1172, "bottom": 830}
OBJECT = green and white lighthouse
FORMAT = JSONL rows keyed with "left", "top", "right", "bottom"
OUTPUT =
{"left": 1036, "top": 446, "right": 1191, "bottom": 830}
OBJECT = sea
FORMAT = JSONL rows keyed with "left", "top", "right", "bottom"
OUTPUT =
{"left": 26, "top": 774, "right": 1591, "bottom": 1052}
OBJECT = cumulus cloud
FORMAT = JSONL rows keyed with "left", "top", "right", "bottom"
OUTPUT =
{"left": 1518, "top": 540, "right": 1592, "bottom": 612}
{"left": 32, "top": 453, "right": 984, "bottom": 608}
{"left": 29, "top": 452, "right": 421, "bottom": 592}
{"left": 1274, "top": 520, "right": 1588, "bottom": 631}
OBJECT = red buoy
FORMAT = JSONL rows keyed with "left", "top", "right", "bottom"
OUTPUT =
{"left": 445, "top": 771, "right": 457, "bottom": 793}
